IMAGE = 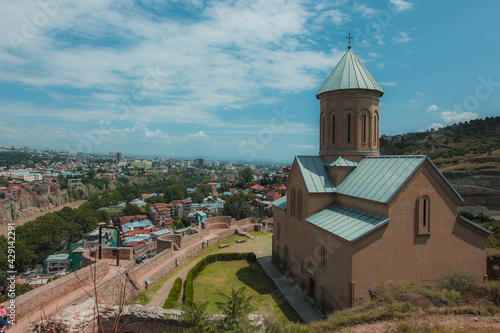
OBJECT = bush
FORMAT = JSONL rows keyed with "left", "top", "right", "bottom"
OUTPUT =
{"left": 441, "top": 268, "right": 477, "bottom": 292}
{"left": 163, "top": 277, "right": 183, "bottom": 309}
{"left": 184, "top": 252, "right": 257, "bottom": 305}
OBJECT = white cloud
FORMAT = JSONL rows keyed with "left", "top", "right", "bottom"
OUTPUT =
{"left": 389, "top": 0, "right": 414, "bottom": 12}
{"left": 286, "top": 144, "right": 316, "bottom": 149}
{"left": 427, "top": 104, "right": 440, "bottom": 112}
{"left": 379, "top": 81, "right": 398, "bottom": 86}
{"left": 426, "top": 123, "right": 443, "bottom": 131}
{"left": 352, "top": 3, "right": 378, "bottom": 18}
{"left": 317, "top": 9, "right": 351, "bottom": 26}
{"left": 393, "top": 32, "right": 411, "bottom": 44}
{"left": 439, "top": 111, "right": 478, "bottom": 124}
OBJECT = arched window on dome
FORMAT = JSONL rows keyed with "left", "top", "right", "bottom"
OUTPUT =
{"left": 373, "top": 112, "right": 379, "bottom": 147}
{"left": 321, "top": 113, "right": 326, "bottom": 146}
{"left": 329, "top": 111, "right": 336, "bottom": 144}
{"left": 344, "top": 110, "right": 355, "bottom": 144}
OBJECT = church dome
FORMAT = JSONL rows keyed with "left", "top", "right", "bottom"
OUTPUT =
{"left": 316, "top": 48, "right": 384, "bottom": 97}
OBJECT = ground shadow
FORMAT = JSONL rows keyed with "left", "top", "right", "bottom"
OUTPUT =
{"left": 236, "top": 261, "right": 302, "bottom": 322}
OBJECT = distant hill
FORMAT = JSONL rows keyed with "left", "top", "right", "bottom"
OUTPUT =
{"left": 380, "top": 116, "right": 500, "bottom": 211}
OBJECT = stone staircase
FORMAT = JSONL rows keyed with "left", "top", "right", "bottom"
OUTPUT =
{"left": 235, "top": 228, "right": 255, "bottom": 240}
{"left": 126, "top": 270, "right": 140, "bottom": 290}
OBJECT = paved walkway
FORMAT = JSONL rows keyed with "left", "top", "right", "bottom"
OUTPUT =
{"left": 258, "top": 257, "right": 324, "bottom": 323}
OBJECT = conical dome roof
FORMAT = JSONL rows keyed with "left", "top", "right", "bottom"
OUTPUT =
{"left": 316, "top": 48, "right": 384, "bottom": 97}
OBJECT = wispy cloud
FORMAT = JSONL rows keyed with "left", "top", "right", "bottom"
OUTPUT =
{"left": 286, "top": 144, "right": 316, "bottom": 149}
{"left": 393, "top": 32, "right": 411, "bottom": 44}
{"left": 427, "top": 104, "right": 440, "bottom": 112}
{"left": 380, "top": 81, "right": 398, "bottom": 86}
{"left": 389, "top": 0, "right": 414, "bottom": 13}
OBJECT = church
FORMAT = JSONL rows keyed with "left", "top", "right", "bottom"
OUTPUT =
{"left": 272, "top": 44, "right": 491, "bottom": 312}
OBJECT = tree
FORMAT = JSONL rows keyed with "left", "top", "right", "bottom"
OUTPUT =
{"left": 122, "top": 203, "right": 143, "bottom": 216}
{"left": 164, "top": 184, "right": 187, "bottom": 203}
{"left": 198, "top": 185, "right": 212, "bottom": 197}
{"left": 223, "top": 193, "right": 251, "bottom": 220}
{"left": 191, "top": 191, "right": 205, "bottom": 204}
{"left": 238, "top": 168, "right": 253, "bottom": 187}
{"left": 0, "top": 192, "right": 5, "bottom": 199}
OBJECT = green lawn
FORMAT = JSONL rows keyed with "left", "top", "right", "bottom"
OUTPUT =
{"left": 129, "top": 231, "right": 272, "bottom": 305}
{"left": 194, "top": 260, "right": 302, "bottom": 322}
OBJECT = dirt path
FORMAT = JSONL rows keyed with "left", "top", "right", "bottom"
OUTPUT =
{"left": 147, "top": 232, "right": 272, "bottom": 308}
{"left": 0, "top": 200, "right": 86, "bottom": 237}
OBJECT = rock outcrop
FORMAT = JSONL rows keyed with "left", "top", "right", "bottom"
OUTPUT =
{"left": 0, "top": 190, "right": 69, "bottom": 225}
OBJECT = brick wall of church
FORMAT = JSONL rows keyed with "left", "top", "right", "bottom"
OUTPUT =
{"left": 351, "top": 163, "right": 488, "bottom": 305}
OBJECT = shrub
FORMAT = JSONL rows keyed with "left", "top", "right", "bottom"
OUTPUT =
{"left": 441, "top": 268, "right": 477, "bottom": 292}
{"left": 163, "top": 277, "right": 182, "bottom": 309}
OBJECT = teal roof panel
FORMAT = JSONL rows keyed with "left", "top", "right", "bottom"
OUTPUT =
{"left": 296, "top": 156, "right": 336, "bottom": 193}
{"left": 337, "top": 155, "right": 426, "bottom": 203}
{"left": 459, "top": 216, "right": 493, "bottom": 235}
{"left": 317, "top": 48, "right": 384, "bottom": 96}
{"left": 306, "top": 205, "right": 389, "bottom": 242}
{"left": 324, "top": 156, "right": 358, "bottom": 167}
{"left": 272, "top": 195, "right": 287, "bottom": 210}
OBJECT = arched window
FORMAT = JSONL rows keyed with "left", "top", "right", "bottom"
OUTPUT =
{"left": 297, "top": 190, "right": 303, "bottom": 219}
{"left": 417, "top": 195, "right": 431, "bottom": 235}
{"left": 362, "top": 113, "right": 367, "bottom": 144}
{"left": 331, "top": 113, "right": 336, "bottom": 144}
{"left": 373, "top": 112, "right": 379, "bottom": 147}
{"left": 344, "top": 110, "right": 355, "bottom": 144}
{"left": 321, "top": 113, "right": 326, "bottom": 146}
{"left": 290, "top": 189, "right": 296, "bottom": 217}
{"left": 321, "top": 246, "right": 326, "bottom": 269}
{"left": 347, "top": 114, "right": 352, "bottom": 143}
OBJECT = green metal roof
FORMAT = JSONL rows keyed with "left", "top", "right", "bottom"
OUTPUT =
{"left": 459, "top": 216, "right": 493, "bottom": 235}
{"left": 306, "top": 205, "right": 389, "bottom": 242}
{"left": 272, "top": 195, "right": 287, "bottom": 210}
{"left": 337, "top": 155, "right": 425, "bottom": 203}
{"left": 316, "top": 48, "right": 384, "bottom": 97}
{"left": 296, "top": 156, "right": 336, "bottom": 193}
{"left": 324, "top": 156, "right": 357, "bottom": 167}
{"left": 336, "top": 155, "right": 463, "bottom": 203}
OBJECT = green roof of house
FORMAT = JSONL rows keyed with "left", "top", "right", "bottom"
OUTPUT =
{"left": 272, "top": 195, "right": 287, "bottom": 210}
{"left": 306, "top": 205, "right": 389, "bottom": 242}
{"left": 296, "top": 156, "right": 336, "bottom": 193}
{"left": 324, "top": 156, "right": 358, "bottom": 167}
{"left": 316, "top": 48, "right": 384, "bottom": 97}
{"left": 459, "top": 216, "right": 493, "bottom": 235}
{"left": 336, "top": 155, "right": 463, "bottom": 203}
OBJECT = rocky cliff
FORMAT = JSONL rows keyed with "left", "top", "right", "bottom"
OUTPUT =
{"left": 0, "top": 190, "right": 69, "bottom": 225}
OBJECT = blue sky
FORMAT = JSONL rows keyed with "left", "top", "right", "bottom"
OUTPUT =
{"left": 0, "top": 0, "right": 499, "bottom": 162}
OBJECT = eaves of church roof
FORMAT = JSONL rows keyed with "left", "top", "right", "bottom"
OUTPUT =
{"left": 316, "top": 48, "right": 384, "bottom": 97}
{"left": 272, "top": 195, "right": 287, "bottom": 210}
{"left": 306, "top": 204, "right": 389, "bottom": 242}
{"left": 295, "top": 156, "right": 336, "bottom": 193}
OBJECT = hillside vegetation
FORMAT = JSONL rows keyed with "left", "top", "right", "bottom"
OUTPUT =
{"left": 380, "top": 116, "right": 500, "bottom": 193}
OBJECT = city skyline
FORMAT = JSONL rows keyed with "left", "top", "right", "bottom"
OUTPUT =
{"left": 1, "top": 0, "right": 499, "bottom": 161}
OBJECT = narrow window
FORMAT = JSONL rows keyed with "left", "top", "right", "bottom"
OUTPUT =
{"left": 290, "top": 189, "right": 296, "bottom": 217}
{"left": 423, "top": 198, "right": 427, "bottom": 227}
{"left": 347, "top": 114, "right": 351, "bottom": 143}
{"left": 417, "top": 195, "right": 430, "bottom": 235}
{"left": 321, "top": 246, "right": 326, "bottom": 269}
{"left": 297, "top": 191, "right": 302, "bottom": 219}
{"left": 332, "top": 115, "right": 336, "bottom": 144}
{"left": 362, "top": 114, "right": 367, "bottom": 144}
